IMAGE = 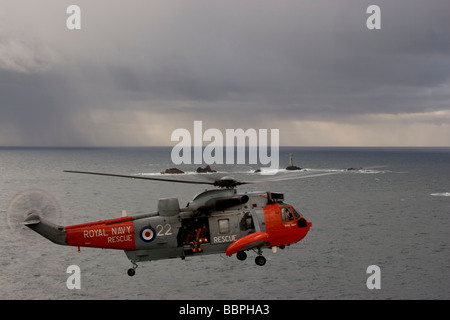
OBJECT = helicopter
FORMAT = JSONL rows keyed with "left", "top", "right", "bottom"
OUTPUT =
{"left": 21, "top": 169, "right": 339, "bottom": 276}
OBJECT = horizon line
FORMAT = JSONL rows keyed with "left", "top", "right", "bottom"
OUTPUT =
{"left": 0, "top": 145, "right": 449, "bottom": 149}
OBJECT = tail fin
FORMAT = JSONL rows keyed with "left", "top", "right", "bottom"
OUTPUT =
{"left": 24, "top": 213, "right": 66, "bottom": 245}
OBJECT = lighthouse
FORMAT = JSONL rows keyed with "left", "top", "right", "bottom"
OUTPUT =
{"left": 286, "top": 153, "right": 301, "bottom": 170}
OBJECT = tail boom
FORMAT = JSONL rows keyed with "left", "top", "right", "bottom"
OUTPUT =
{"left": 24, "top": 213, "right": 66, "bottom": 245}
{"left": 65, "top": 216, "right": 135, "bottom": 250}
{"left": 24, "top": 214, "right": 136, "bottom": 250}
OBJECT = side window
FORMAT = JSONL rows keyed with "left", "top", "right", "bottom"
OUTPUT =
{"left": 218, "top": 219, "right": 230, "bottom": 234}
{"left": 281, "top": 207, "right": 294, "bottom": 222}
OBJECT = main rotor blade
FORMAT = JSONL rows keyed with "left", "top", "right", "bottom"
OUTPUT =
{"left": 63, "top": 170, "right": 215, "bottom": 185}
{"left": 241, "top": 171, "right": 343, "bottom": 184}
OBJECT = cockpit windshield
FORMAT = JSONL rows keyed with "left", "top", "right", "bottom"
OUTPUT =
{"left": 292, "top": 207, "right": 301, "bottom": 219}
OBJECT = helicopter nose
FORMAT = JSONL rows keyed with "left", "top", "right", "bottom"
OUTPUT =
{"left": 295, "top": 217, "right": 311, "bottom": 242}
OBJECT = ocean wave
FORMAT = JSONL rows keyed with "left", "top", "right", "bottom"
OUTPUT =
{"left": 430, "top": 192, "right": 450, "bottom": 197}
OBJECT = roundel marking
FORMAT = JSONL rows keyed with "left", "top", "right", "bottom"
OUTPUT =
{"left": 140, "top": 226, "right": 156, "bottom": 242}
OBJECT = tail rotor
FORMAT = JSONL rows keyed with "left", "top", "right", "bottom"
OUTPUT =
{"left": 6, "top": 189, "right": 62, "bottom": 241}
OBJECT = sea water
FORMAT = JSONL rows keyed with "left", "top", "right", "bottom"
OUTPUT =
{"left": 0, "top": 147, "right": 449, "bottom": 299}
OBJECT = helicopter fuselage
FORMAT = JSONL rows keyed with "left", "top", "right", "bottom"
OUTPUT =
{"left": 26, "top": 188, "right": 311, "bottom": 276}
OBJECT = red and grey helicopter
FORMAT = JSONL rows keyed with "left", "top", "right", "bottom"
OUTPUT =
{"left": 17, "top": 169, "right": 338, "bottom": 276}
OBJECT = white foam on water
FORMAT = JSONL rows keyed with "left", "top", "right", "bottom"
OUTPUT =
{"left": 430, "top": 192, "right": 450, "bottom": 197}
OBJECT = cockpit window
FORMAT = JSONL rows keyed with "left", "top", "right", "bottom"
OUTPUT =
{"left": 292, "top": 208, "right": 301, "bottom": 219}
{"left": 281, "top": 205, "right": 302, "bottom": 222}
{"left": 281, "top": 206, "right": 294, "bottom": 222}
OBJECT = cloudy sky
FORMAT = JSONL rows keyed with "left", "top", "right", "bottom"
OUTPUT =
{"left": 0, "top": 0, "right": 449, "bottom": 146}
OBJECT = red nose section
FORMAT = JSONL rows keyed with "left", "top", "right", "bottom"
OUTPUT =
{"left": 263, "top": 203, "right": 311, "bottom": 247}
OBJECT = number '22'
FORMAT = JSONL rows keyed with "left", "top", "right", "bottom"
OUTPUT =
{"left": 156, "top": 224, "right": 172, "bottom": 236}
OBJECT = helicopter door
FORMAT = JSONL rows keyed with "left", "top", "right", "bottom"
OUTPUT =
{"left": 177, "top": 217, "right": 210, "bottom": 247}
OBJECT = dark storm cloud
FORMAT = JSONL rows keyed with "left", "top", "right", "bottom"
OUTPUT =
{"left": 0, "top": 69, "right": 87, "bottom": 145}
{"left": 102, "top": 0, "right": 450, "bottom": 114}
{"left": 0, "top": 0, "right": 449, "bottom": 146}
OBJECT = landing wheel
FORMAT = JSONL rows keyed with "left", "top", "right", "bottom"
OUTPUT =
{"left": 237, "top": 251, "right": 247, "bottom": 261}
{"left": 127, "top": 261, "right": 138, "bottom": 276}
{"left": 255, "top": 255, "right": 266, "bottom": 266}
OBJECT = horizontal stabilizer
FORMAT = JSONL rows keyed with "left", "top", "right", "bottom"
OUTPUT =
{"left": 23, "top": 214, "right": 41, "bottom": 226}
